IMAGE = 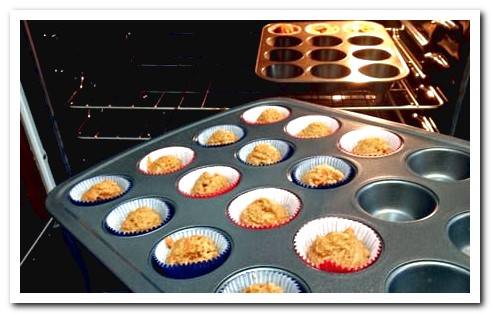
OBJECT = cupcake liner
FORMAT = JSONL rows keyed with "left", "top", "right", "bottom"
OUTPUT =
{"left": 292, "top": 156, "right": 354, "bottom": 189}
{"left": 241, "top": 105, "right": 290, "bottom": 125}
{"left": 69, "top": 175, "right": 132, "bottom": 206}
{"left": 285, "top": 115, "right": 340, "bottom": 139}
{"left": 138, "top": 146, "right": 195, "bottom": 175}
{"left": 105, "top": 197, "right": 174, "bottom": 236}
{"left": 338, "top": 127, "right": 402, "bottom": 157}
{"left": 294, "top": 217, "right": 382, "bottom": 273}
{"left": 227, "top": 188, "right": 301, "bottom": 229}
{"left": 196, "top": 124, "right": 245, "bottom": 147}
{"left": 152, "top": 227, "right": 231, "bottom": 279}
{"left": 217, "top": 267, "right": 306, "bottom": 293}
{"left": 237, "top": 139, "right": 293, "bottom": 166}
{"left": 177, "top": 166, "right": 241, "bottom": 198}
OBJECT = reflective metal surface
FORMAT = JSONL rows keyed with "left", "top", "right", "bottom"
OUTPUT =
{"left": 447, "top": 212, "right": 470, "bottom": 256}
{"left": 407, "top": 148, "right": 469, "bottom": 182}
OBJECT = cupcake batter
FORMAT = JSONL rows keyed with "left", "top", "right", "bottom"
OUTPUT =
{"left": 206, "top": 129, "right": 238, "bottom": 146}
{"left": 121, "top": 206, "right": 162, "bottom": 233}
{"left": 297, "top": 122, "right": 331, "bottom": 138}
{"left": 301, "top": 164, "right": 344, "bottom": 187}
{"left": 81, "top": 179, "right": 123, "bottom": 202}
{"left": 239, "top": 198, "right": 289, "bottom": 227}
{"left": 352, "top": 137, "right": 393, "bottom": 156}
{"left": 191, "top": 172, "right": 231, "bottom": 196}
{"left": 272, "top": 24, "right": 299, "bottom": 34}
{"left": 246, "top": 143, "right": 282, "bottom": 166}
{"left": 164, "top": 235, "right": 219, "bottom": 265}
{"left": 243, "top": 283, "right": 284, "bottom": 293}
{"left": 147, "top": 155, "right": 183, "bottom": 174}
{"left": 256, "top": 108, "right": 286, "bottom": 123}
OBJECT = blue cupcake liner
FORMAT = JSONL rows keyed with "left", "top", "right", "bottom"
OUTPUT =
{"left": 237, "top": 139, "right": 293, "bottom": 166}
{"left": 292, "top": 156, "right": 354, "bottom": 189}
{"left": 152, "top": 227, "right": 231, "bottom": 279}
{"left": 105, "top": 197, "right": 174, "bottom": 236}
{"left": 196, "top": 124, "right": 245, "bottom": 147}
{"left": 69, "top": 175, "right": 132, "bottom": 206}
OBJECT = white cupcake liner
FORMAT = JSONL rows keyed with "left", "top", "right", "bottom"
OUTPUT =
{"left": 177, "top": 166, "right": 241, "bottom": 198}
{"left": 241, "top": 105, "right": 290, "bottom": 125}
{"left": 105, "top": 197, "right": 173, "bottom": 236}
{"left": 305, "top": 23, "right": 340, "bottom": 35}
{"left": 196, "top": 125, "right": 245, "bottom": 147}
{"left": 227, "top": 188, "right": 301, "bottom": 229}
{"left": 338, "top": 127, "right": 402, "bottom": 157}
{"left": 69, "top": 175, "right": 131, "bottom": 205}
{"left": 138, "top": 146, "right": 195, "bottom": 175}
{"left": 237, "top": 139, "right": 293, "bottom": 166}
{"left": 267, "top": 23, "right": 302, "bottom": 35}
{"left": 217, "top": 267, "right": 305, "bottom": 293}
{"left": 285, "top": 115, "right": 340, "bottom": 139}
{"left": 294, "top": 217, "right": 382, "bottom": 273}
{"left": 292, "top": 156, "right": 354, "bottom": 189}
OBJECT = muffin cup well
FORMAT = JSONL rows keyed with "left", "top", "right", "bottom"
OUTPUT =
{"left": 217, "top": 267, "right": 306, "bottom": 293}
{"left": 69, "top": 175, "right": 132, "bottom": 206}
{"left": 291, "top": 156, "right": 354, "bottom": 189}
{"left": 294, "top": 217, "right": 382, "bottom": 273}
{"left": 177, "top": 166, "right": 241, "bottom": 198}
{"left": 152, "top": 227, "right": 231, "bottom": 279}
{"left": 105, "top": 197, "right": 174, "bottom": 236}
{"left": 237, "top": 139, "right": 293, "bottom": 166}
{"left": 227, "top": 188, "right": 301, "bottom": 229}
{"left": 138, "top": 146, "right": 195, "bottom": 175}
{"left": 338, "top": 127, "right": 402, "bottom": 157}
{"left": 196, "top": 124, "right": 245, "bottom": 147}
{"left": 241, "top": 105, "right": 290, "bottom": 125}
{"left": 285, "top": 115, "right": 340, "bottom": 139}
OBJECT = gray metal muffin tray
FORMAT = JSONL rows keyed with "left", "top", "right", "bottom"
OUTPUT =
{"left": 45, "top": 98, "right": 470, "bottom": 293}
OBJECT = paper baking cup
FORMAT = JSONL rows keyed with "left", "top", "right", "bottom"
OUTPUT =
{"left": 338, "top": 127, "right": 402, "bottom": 157}
{"left": 105, "top": 197, "right": 174, "bottom": 236}
{"left": 69, "top": 175, "right": 131, "bottom": 205}
{"left": 237, "top": 139, "right": 293, "bottom": 166}
{"left": 241, "top": 105, "right": 290, "bottom": 125}
{"left": 285, "top": 115, "right": 340, "bottom": 139}
{"left": 294, "top": 217, "right": 382, "bottom": 273}
{"left": 217, "top": 267, "right": 306, "bottom": 293}
{"left": 138, "top": 146, "right": 195, "bottom": 175}
{"left": 291, "top": 156, "right": 354, "bottom": 189}
{"left": 152, "top": 227, "right": 231, "bottom": 279}
{"left": 196, "top": 124, "right": 245, "bottom": 147}
{"left": 227, "top": 188, "right": 301, "bottom": 229}
{"left": 177, "top": 166, "right": 241, "bottom": 198}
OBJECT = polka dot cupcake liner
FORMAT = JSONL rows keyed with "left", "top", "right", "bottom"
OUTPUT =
{"left": 105, "top": 197, "right": 174, "bottom": 236}
{"left": 152, "top": 227, "right": 231, "bottom": 279}
{"left": 291, "top": 156, "right": 355, "bottom": 189}
{"left": 69, "top": 175, "right": 132, "bottom": 206}
{"left": 241, "top": 105, "right": 290, "bottom": 125}
{"left": 196, "top": 124, "right": 245, "bottom": 147}
{"left": 338, "top": 127, "right": 403, "bottom": 158}
{"left": 237, "top": 139, "right": 293, "bottom": 166}
{"left": 285, "top": 115, "right": 340, "bottom": 139}
{"left": 217, "top": 267, "right": 307, "bottom": 293}
{"left": 294, "top": 217, "right": 382, "bottom": 273}
{"left": 227, "top": 187, "right": 301, "bottom": 229}
{"left": 177, "top": 166, "right": 241, "bottom": 198}
{"left": 138, "top": 146, "right": 195, "bottom": 175}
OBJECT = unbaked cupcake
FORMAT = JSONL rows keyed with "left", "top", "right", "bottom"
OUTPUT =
{"left": 242, "top": 105, "right": 290, "bottom": 125}
{"left": 177, "top": 166, "right": 241, "bottom": 198}
{"left": 292, "top": 156, "right": 354, "bottom": 189}
{"left": 237, "top": 139, "right": 292, "bottom": 166}
{"left": 139, "top": 146, "right": 194, "bottom": 175}
{"left": 338, "top": 127, "right": 402, "bottom": 157}
{"left": 196, "top": 125, "right": 245, "bottom": 147}
{"left": 285, "top": 115, "right": 340, "bottom": 139}
{"left": 69, "top": 175, "right": 131, "bottom": 205}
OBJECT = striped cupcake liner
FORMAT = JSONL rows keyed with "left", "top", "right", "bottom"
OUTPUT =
{"left": 105, "top": 197, "right": 174, "bottom": 236}
{"left": 338, "top": 127, "right": 403, "bottom": 158}
{"left": 294, "top": 217, "right": 382, "bottom": 273}
{"left": 196, "top": 124, "right": 245, "bottom": 147}
{"left": 285, "top": 115, "right": 340, "bottom": 139}
{"left": 152, "top": 227, "right": 231, "bottom": 279}
{"left": 69, "top": 175, "right": 132, "bottom": 206}
{"left": 237, "top": 139, "right": 293, "bottom": 166}
{"left": 241, "top": 105, "right": 291, "bottom": 125}
{"left": 291, "top": 156, "right": 355, "bottom": 189}
{"left": 138, "top": 146, "right": 195, "bottom": 175}
{"left": 177, "top": 166, "right": 241, "bottom": 199}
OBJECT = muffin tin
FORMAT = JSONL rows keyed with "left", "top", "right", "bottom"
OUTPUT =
{"left": 45, "top": 98, "right": 470, "bottom": 292}
{"left": 256, "top": 21, "right": 410, "bottom": 101}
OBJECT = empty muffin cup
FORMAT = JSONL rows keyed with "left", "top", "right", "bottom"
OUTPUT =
{"left": 216, "top": 267, "right": 307, "bottom": 293}
{"left": 353, "top": 48, "right": 391, "bottom": 61}
{"left": 177, "top": 166, "right": 240, "bottom": 199}
{"left": 406, "top": 148, "right": 470, "bottom": 182}
{"left": 266, "top": 36, "right": 302, "bottom": 47}
{"left": 268, "top": 49, "right": 303, "bottom": 62}
{"left": 138, "top": 146, "right": 195, "bottom": 175}
{"left": 348, "top": 35, "right": 383, "bottom": 46}
{"left": 310, "top": 64, "right": 351, "bottom": 79}
{"left": 227, "top": 187, "right": 301, "bottom": 229}
{"left": 152, "top": 227, "right": 231, "bottom": 279}
{"left": 196, "top": 124, "right": 245, "bottom": 147}
{"left": 338, "top": 127, "right": 402, "bottom": 157}
{"left": 237, "top": 139, "right": 293, "bottom": 166}
{"left": 294, "top": 217, "right": 382, "bottom": 273}
{"left": 69, "top": 175, "right": 132, "bottom": 206}
{"left": 285, "top": 115, "right": 340, "bottom": 139}
{"left": 359, "top": 63, "right": 400, "bottom": 79}
{"left": 241, "top": 105, "right": 290, "bottom": 125}
{"left": 385, "top": 261, "right": 470, "bottom": 293}
{"left": 309, "top": 49, "right": 346, "bottom": 62}
{"left": 291, "top": 155, "right": 355, "bottom": 189}
{"left": 105, "top": 197, "right": 174, "bottom": 236}
{"left": 357, "top": 180, "right": 438, "bottom": 222}
{"left": 264, "top": 64, "right": 304, "bottom": 79}
{"left": 447, "top": 212, "right": 470, "bottom": 256}
{"left": 309, "top": 35, "right": 343, "bottom": 47}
